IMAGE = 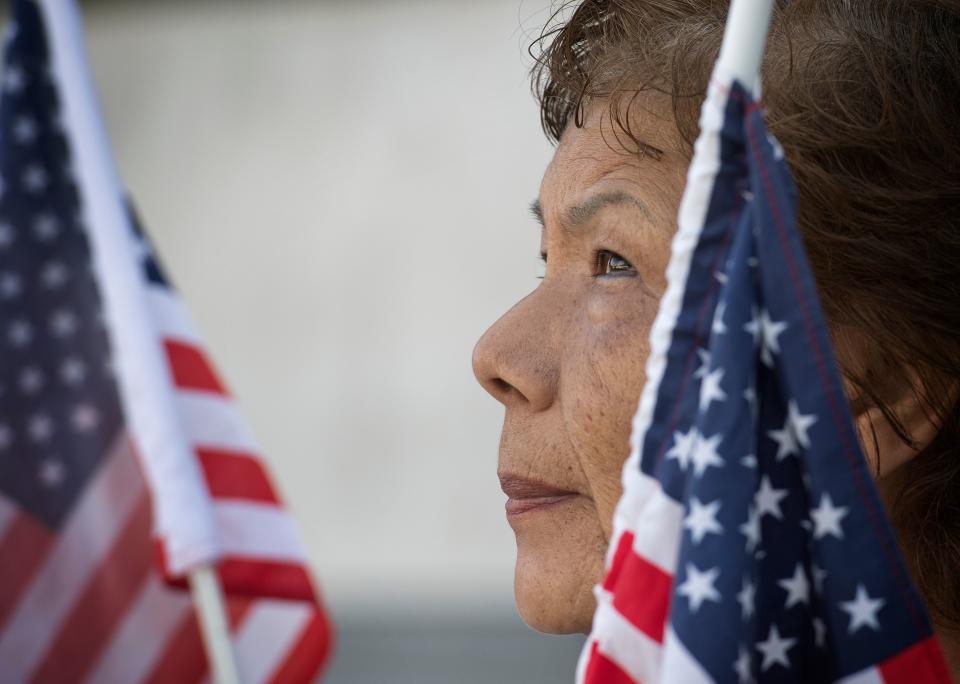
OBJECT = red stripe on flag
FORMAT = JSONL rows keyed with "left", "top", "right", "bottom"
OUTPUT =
{"left": 196, "top": 448, "right": 280, "bottom": 504}
{"left": 218, "top": 558, "right": 317, "bottom": 602}
{"left": 608, "top": 545, "right": 672, "bottom": 644}
{"left": 30, "top": 492, "right": 154, "bottom": 684}
{"left": 584, "top": 641, "right": 638, "bottom": 684}
{"left": 0, "top": 513, "right": 53, "bottom": 631}
{"left": 267, "top": 608, "right": 334, "bottom": 684}
{"left": 603, "top": 531, "right": 635, "bottom": 592}
{"left": 880, "top": 636, "right": 953, "bottom": 684}
{"left": 164, "top": 339, "right": 229, "bottom": 395}
{"left": 154, "top": 540, "right": 316, "bottom": 603}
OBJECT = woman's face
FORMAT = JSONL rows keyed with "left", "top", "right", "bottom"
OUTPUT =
{"left": 472, "top": 102, "right": 688, "bottom": 634}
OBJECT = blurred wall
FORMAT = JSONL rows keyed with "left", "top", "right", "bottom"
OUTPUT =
{"left": 85, "top": 1, "right": 583, "bottom": 681}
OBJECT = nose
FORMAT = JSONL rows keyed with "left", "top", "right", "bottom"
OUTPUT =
{"left": 472, "top": 290, "right": 558, "bottom": 412}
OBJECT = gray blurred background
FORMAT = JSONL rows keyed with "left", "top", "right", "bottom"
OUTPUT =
{"left": 84, "top": 1, "right": 583, "bottom": 681}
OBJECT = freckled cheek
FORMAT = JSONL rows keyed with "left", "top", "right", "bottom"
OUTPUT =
{"left": 565, "top": 294, "right": 659, "bottom": 535}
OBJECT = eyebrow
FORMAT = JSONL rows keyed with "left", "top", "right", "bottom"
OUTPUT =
{"left": 567, "top": 191, "right": 651, "bottom": 225}
{"left": 529, "top": 199, "right": 545, "bottom": 227}
{"left": 529, "top": 191, "right": 651, "bottom": 230}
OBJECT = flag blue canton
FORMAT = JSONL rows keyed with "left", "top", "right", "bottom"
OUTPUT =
{"left": 649, "top": 81, "right": 943, "bottom": 682}
{"left": 0, "top": 0, "right": 122, "bottom": 529}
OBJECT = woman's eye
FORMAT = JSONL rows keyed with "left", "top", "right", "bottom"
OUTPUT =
{"left": 596, "top": 250, "right": 636, "bottom": 277}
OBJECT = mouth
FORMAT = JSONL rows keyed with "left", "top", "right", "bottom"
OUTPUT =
{"left": 498, "top": 473, "right": 579, "bottom": 517}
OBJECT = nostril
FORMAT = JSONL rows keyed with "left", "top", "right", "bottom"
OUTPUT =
{"left": 490, "top": 378, "right": 513, "bottom": 397}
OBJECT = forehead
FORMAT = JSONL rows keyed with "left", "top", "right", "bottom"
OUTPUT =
{"left": 540, "top": 98, "right": 686, "bottom": 216}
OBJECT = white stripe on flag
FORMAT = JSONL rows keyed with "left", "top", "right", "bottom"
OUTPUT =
{"left": 233, "top": 600, "right": 313, "bottom": 684}
{"left": 0, "top": 493, "right": 17, "bottom": 541}
{"left": 214, "top": 501, "right": 306, "bottom": 562}
{"left": 838, "top": 667, "right": 885, "bottom": 684}
{"left": 85, "top": 574, "right": 193, "bottom": 684}
{"left": 619, "top": 468, "right": 684, "bottom": 575}
{"left": 659, "top": 627, "right": 713, "bottom": 684}
{"left": 147, "top": 288, "right": 202, "bottom": 346}
{"left": 0, "top": 436, "right": 143, "bottom": 681}
{"left": 588, "top": 592, "right": 663, "bottom": 683}
{"left": 178, "top": 392, "right": 259, "bottom": 455}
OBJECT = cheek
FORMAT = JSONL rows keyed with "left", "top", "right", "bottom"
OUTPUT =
{"left": 563, "top": 288, "right": 660, "bottom": 537}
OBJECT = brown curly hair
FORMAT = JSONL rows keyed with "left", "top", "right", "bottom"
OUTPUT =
{"left": 530, "top": 0, "right": 960, "bottom": 629}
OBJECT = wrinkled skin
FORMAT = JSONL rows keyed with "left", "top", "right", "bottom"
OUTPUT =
{"left": 473, "top": 102, "right": 685, "bottom": 633}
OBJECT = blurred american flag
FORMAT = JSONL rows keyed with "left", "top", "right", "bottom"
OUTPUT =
{"left": 0, "top": 1, "right": 331, "bottom": 681}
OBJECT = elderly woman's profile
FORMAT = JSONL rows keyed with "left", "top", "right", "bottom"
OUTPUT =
{"left": 472, "top": 0, "right": 960, "bottom": 678}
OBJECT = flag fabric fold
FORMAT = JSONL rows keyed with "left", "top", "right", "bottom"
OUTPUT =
{"left": 0, "top": 1, "right": 331, "bottom": 681}
{"left": 577, "top": 66, "right": 952, "bottom": 684}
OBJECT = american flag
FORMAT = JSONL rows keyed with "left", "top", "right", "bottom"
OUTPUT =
{"left": 576, "top": 66, "right": 953, "bottom": 683}
{"left": 0, "top": 1, "right": 331, "bottom": 682}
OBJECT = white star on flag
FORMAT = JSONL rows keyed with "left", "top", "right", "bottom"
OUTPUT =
{"left": 698, "top": 367, "right": 727, "bottom": 413}
{"left": 21, "top": 164, "right": 48, "bottom": 193}
{"left": 768, "top": 401, "right": 817, "bottom": 460}
{"left": 755, "top": 476, "right": 788, "bottom": 520}
{"left": 756, "top": 624, "right": 796, "bottom": 671}
{"left": 38, "top": 458, "right": 65, "bottom": 488}
{"left": 677, "top": 563, "right": 721, "bottom": 613}
{"left": 28, "top": 413, "right": 53, "bottom": 443}
{"left": 733, "top": 646, "right": 752, "bottom": 684}
{"left": 841, "top": 584, "right": 885, "bottom": 634}
{"left": 700, "top": 368, "right": 727, "bottom": 412}
{"left": 60, "top": 357, "right": 86, "bottom": 385}
{"left": 690, "top": 431, "right": 724, "bottom": 477}
{"left": 810, "top": 493, "right": 848, "bottom": 540}
{"left": 751, "top": 309, "right": 787, "bottom": 366}
{"left": 8, "top": 319, "right": 31, "bottom": 347}
{"left": 41, "top": 261, "right": 68, "bottom": 289}
{"left": 739, "top": 505, "right": 761, "bottom": 553}
{"left": 683, "top": 497, "right": 723, "bottom": 543}
{"left": 785, "top": 400, "right": 817, "bottom": 448}
{"left": 777, "top": 564, "right": 810, "bottom": 608}
{"left": 33, "top": 213, "right": 59, "bottom": 241}
{"left": 767, "top": 420, "right": 799, "bottom": 460}
{"left": 712, "top": 300, "right": 728, "bottom": 336}
{"left": 13, "top": 115, "right": 37, "bottom": 143}
{"left": 71, "top": 404, "right": 99, "bottom": 432}
{"left": 666, "top": 427, "right": 698, "bottom": 471}
{"left": 736, "top": 577, "right": 755, "bottom": 619}
{"left": 760, "top": 311, "right": 787, "bottom": 366}
{"left": 693, "top": 348, "right": 712, "bottom": 379}
{"left": 0, "top": 272, "right": 21, "bottom": 299}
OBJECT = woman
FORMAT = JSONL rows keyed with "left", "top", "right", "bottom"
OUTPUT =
{"left": 472, "top": 0, "right": 960, "bottom": 675}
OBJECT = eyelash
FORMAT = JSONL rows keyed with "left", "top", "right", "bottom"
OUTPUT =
{"left": 536, "top": 250, "right": 636, "bottom": 279}
{"left": 594, "top": 250, "right": 635, "bottom": 277}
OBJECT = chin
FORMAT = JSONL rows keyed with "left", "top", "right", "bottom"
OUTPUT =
{"left": 511, "top": 504, "right": 607, "bottom": 634}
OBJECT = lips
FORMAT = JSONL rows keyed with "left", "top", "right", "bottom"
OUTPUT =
{"left": 498, "top": 473, "right": 578, "bottom": 516}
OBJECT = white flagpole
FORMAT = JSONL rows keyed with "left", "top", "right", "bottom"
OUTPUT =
{"left": 715, "top": 0, "right": 777, "bottom": 89}
{"left": 189, "top": 565, "right": 242, "bottom": 684}
{"left": 35, "top": 1, "right": 240, "bottom": 682}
